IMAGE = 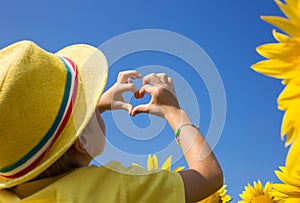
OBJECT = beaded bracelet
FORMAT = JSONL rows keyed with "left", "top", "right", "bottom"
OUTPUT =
{"left": 175, "top": 123, "right": 199, "bottom": 146}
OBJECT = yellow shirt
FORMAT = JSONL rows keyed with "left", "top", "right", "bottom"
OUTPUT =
{"left": 0, "top": 161, "right": 185, "bottom": 203}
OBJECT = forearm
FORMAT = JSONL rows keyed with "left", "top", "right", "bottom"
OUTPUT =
{"left": 98, "top": 95, "right": 110, "bottom": 114}
{"left": 165, "top": 109, "right": 219, "bottom": 167}
{"left": 165, "top": 109, "right": 223, "bottom": 201}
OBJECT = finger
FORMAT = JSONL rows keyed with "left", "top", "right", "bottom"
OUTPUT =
{"left": 167, "top": 77, "right": 175, "bottom": 92}
{"left": 119, "top": 70, "right": 142, "bottom": 79}
{"left": 112, "top": 101, "right": 134, "bottom": 114}
{"left": 121, "top": 102, "right": 134, "bottom": 114}
{"left": 115, "top": 83, "right": 139, "bottom": 95}
{"left": 128, "top": 78, "right": 139, "bottom": 97}
{"left": 131, "top": 104, "right": 150, "bottom": 116}
{"left": 118, "top": 70, "right": 142, "bottom": 83}
{"left": 134, "top": 90, "right": 140, "bottom": 99}
{"left": 156, "top": 73, "right": 168, "bottom": 83}
{"left": 143, "top": 73, "right": 161, "bottom": 86}
{"left": 138, "top": 84, "right": 156, "bottom": 98}
{"left": 168, "top": 86, "right": 177, "bottom": 98}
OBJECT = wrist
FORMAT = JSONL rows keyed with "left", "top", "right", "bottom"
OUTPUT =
{"left": 98, "top": 89, "right": 113, "bottom": 113}
{"left": 98, "top": 98, "right": 110, "bottom": 113}
{"left": 164, "top": 107, "right": 182, "bottom": 120}
{"left": 164, "top": 108, "right": 191, "bottom": 131}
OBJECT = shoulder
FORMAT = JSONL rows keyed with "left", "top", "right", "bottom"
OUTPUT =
{"left": 73, "top": 161, "right": 150, "bottom": 176}
{"left": 44, "top": 162, "right": 185, "bottom": 203}
{"left": 68, "top": 161, "right": 184, "bottom": 190}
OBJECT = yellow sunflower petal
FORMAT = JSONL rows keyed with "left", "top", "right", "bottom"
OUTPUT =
{"left": 282, "top": 108, "right": 300, "bottom": 138}
{"left": 222, "top": 194, "right": 232, "bottom": 202}
{"left": 218, "top": 190, "right": 226, "bottom": 197}
{"left": 173, "top": 166, "right": 185, "bottom": 172}
{"left": 251, "top": 59, "right": 294, "bottom": 79}
{"left": 275, "top": 169, "right": 300, "bottom": 187}
{"left": 240, "top": 192, "right": 251, "bottom": 201}
{"left": 240, "top": 191, "right": 254, "bottom": 201}
{"left": 257, "top": 181, "right": 264, "bottom": 195}
{"left": 270, "top": 188, "right": 290, "bottom": 200}
{"left": 275, "top": 0, "right": 300, "bottom": 26}
{"left": 272, "top": 183, "right": 300, "bottom": 197}
{"left": 240, "top": 181, "right": 275, "bottom": 202}
{"left": 198, "top": 193, "right": 220, "bottom": 203}
{"left": 281, "top": 110, "right": 293, "bottom": 138}
{"left": 285, "top": 125, "right": 300, "bottom": 147}
{"left": 285, "top": 78, "right": 300, "bottom": 86}
{"left": 286, "top": 197, "right": 300, "bottom": 203}
{"left": 253, "top": 0, "right": 300, "bottom": 149}
{"left": 218, "top": 185, "right": 227, "bottom": 196}
{"left": 240, "top": 187, "right": 251, "bottom": 200}
{"left": 253, "top": 181, "right": 260, "bottom": 195}
{"left": 278, "top": 166, "right": 287, "bottom": 172}
{"left": 286, "top": 137, "right": 300, "bottom": 174}
{"left": 247, "top": 183, "right": 258, "bottom": 196}
{"left": 286, "top": 0, "right": 300, "bottom": 10}
{"left": 161, "top": 155, "right": 172, "bottom": 171}
{"left": 280, "top": 105, "right": 300, "bottom": 146}
{"left": 278, "top": 84, "right": 300, "bottom": 110}
{"left": 280, "top": 78, "right": 300, "bottom": 85}
{"left": 256, "top": 42, "right": 300, "bottom": 59}
{"left": 263, "top": 181, "right": 272, "bottom": 194}
{"left": 147, "top": 154, "right": 153, "bottom": 170}
{"left": 272, "top": 29, "right": 290, "bottom": 42}
{"left": 198, "top": 184, "right": 231, "bottom": 203}
{"left": 261, "top": 16, "right": 300, "bottom": 38}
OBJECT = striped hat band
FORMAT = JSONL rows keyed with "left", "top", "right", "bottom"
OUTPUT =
{"left": 0, "top": 57, "right": 78, "bottom": 179}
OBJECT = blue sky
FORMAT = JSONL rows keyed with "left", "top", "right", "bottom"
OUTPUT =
{"left": 1, "top": 0, "right": 289, "bottom": 200}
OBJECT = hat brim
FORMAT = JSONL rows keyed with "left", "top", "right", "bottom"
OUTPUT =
{"left": 0, "top": 44, "right": 108, "bottom": 189}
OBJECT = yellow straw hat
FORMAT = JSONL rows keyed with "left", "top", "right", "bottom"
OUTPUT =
{"left": 0, "top": 40, "right": 108, "bottom": 189}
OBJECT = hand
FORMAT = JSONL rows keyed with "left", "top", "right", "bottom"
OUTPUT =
{"left": 98, "top": 70, "right": 142, "bottom": 114}
{"left": 131, "top": 73, "right": 181, "bottom": 118}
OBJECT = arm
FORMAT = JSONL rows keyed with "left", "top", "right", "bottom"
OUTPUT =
{"left": 131, "top": 73, "right": 223, "bottom": 203}
{"left": 166, "top": 110, "right": 223, "bottom": 203}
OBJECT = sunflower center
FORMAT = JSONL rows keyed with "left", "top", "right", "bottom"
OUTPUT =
{"left": 252, "top": 195, "right": 276, "bottom": 203}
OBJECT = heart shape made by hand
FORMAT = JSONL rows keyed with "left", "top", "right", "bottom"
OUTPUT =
{"left": 98, "top": 70, "right": 179, "bottom": 118}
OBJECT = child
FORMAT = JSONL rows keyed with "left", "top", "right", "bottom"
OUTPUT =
{"left": 0, "top": 40, "right": 223, "bottom": 203}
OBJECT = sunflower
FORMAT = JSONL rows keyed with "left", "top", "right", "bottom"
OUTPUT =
{"left": 132, "top": 154, "right": 185, "bottom": 172}
{"left": 271, "top": 166, "right": 300, "bottom": 202}
{"left": 271, "top": 135, "right": 300, "bottom": 202}
{"left": 133, "top": 154, "right": 231, "bottom": 203}
{"left": 239, "top": 181, "right": 276, "bottom": 203}
{"left": 198, "top": 185, "right": 232, "bottom": 203}
{"left": 251, "top": 0, "right": 300, "bottom": 146}
{"left": 282, "top": 131, "right": 300, "bottom": 178}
